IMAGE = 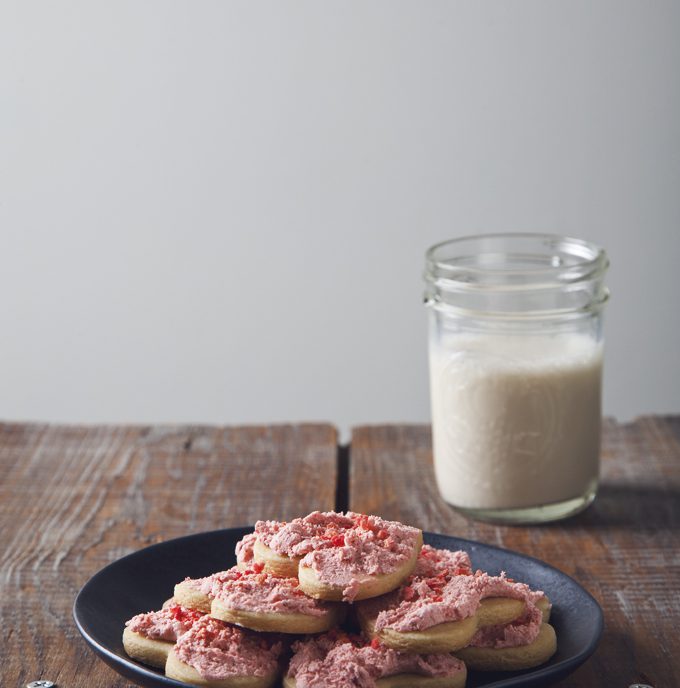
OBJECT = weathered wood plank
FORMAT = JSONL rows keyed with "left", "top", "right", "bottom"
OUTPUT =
{"left": 350, "top": 416, "right": 680, "bottom": 688}
{"left": 0, "top": 422, "right": 338, "bottom": 687}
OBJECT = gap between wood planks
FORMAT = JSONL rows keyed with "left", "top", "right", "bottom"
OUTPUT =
{"left": 335, "top": 443, "right": 350, "bottom": 512}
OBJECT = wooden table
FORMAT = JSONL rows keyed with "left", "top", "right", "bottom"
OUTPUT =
{"left": 1, "top": 417, "right": 678, "bottom": 687}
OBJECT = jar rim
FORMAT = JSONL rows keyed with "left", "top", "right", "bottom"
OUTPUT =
{"left": 424, "top": 233, "right": 609, "bottom": 320}
{"left": 425, "top": 233, "right": 608, "bottom": 286}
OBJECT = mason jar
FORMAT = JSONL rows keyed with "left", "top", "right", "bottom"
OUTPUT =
{"left": 424, "top": 234, "right": 609, "bottom": 524}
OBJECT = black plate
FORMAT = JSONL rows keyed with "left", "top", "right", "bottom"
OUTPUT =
{"left": 74, "top": 528, "right": 603, "bottom": 688}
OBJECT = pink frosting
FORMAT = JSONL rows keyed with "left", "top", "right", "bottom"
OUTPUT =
{"left": 365, "top": 548, "right": 544, "bottom": 632}
{"left": 287, "top": 633, "right": 465, "bottom": 688}
{"left": 255, "top": 512, "right": 356, "bottom": 558}
{"left": 414, "top": 544, "right": 472, "bottom": 577}
{"left": 180, "top": 565, "right": 256, "bottom": 598}
{"left": 469, "top": 603, "right": 543, "bottom": 648}
{"left": 211, "top": 565, "right": 329, "bottom": 616}
{"left": 181, "top": 574, "right": 216, "bottom": 597}
{"left": 236, "top": 532, "right": 257, "bottom": 566}
{"left": 125, "top": 605, "right": 204, "bottom": 642}
{"left": 173, "top": 615, "right": 283, "bottom": 680}
{"left": 255, "top": 512, "right": 421, "bottom": 602}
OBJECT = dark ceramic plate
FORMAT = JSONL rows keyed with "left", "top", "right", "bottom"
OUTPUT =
{"left": 74, "top": 528, "right": 603, "bottom": 688}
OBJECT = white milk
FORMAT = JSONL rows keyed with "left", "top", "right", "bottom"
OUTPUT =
{"left": 429, "top": 333, "right": 603, "bottom": 510}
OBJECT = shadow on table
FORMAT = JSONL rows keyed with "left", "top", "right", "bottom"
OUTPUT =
{"left": 560, "top": 483, "right": 680, "bottom": 531}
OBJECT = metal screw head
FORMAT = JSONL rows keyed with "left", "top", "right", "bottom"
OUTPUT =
{"left": 27, "top": 682, "right": 55, "bottom": 688}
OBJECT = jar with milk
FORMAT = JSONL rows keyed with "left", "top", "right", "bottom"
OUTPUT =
{"left": 424, "top": 234, "right": 609, "bottom": 524}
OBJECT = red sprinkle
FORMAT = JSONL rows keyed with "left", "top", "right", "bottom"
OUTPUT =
{"left": 355, "top": 514, "right": 378, "bottom": 532}
{"left": 169, "top": 605, "right": 202, "bottom": 623}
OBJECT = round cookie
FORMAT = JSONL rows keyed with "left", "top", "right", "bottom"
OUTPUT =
{"left": 285, "top": 632, "right": 466, "bottom": 688}
{"left": 358, "top": 596, "right": 524, "bottom": 653}
{"left": 253, "top": 538, "right": 300, "bottom": 578}
{"left": 123, "top": 604, "right": 204, "bottom": 669}
{"left": 166, "top": 650, "right": 279, "bottom": 688}
{"left": 457, "top": 622, "right": 557, "bottom": 671}
{"left": 298, "top": 532, "right": 422, "bottom": 602}
{"left": 212, "top": 600, "right": 344, "bottom": 634}
{"left": 122, "top": 627, "right": 172, "bottom": 669}
{"left": 254, "top": 511, "right": 423, "bottom": 602}
{"left": 174, "top": 575, "right": 213, "bottom": 613}
{"left": 475, "top": 597, "right": 527, "bottom": 628}
{"left": 209, "top": 565, "right": 345, "bottom": 634}
{"left": 165, "top": 615, "right": 283, "bottom": 688}
{"left": 357, "top": 546, "right": 549, "bottom": 653}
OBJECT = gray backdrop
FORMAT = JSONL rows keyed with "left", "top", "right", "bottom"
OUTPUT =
{"left": 2, "top": 1, "right": 679, "bottom": 435}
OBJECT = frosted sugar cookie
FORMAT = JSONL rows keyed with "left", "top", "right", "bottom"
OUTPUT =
{"left": 123, "top": 604, "right": 203, "bottom": 668}
{"left": 174, "top": 532, "right": 259, "bottom": 612}
{"left": 173, "top": 563, "right": 267, "bottom": 615}
{"left": 457, "top": 604, "right": 557, "bottom": 671}
{"left": 174, "top": 573, "right": 214, "bottom": 613}
{"left": 283, "top": 631, "right": 466, "bottom": 688}
{"left": 165, "top": 615, "right": 284, "bottom": 688}
{"left": 174, "top": 533, "right": 256, "bottom": 614}
{"left": 253, "top": 538, "right": 300, "bottom": 578}
{"left": 254, "top": 511, "right": 423, "bottom": 601}
{"left": 358, "top": 546, "right": 547, "bottom": 653}
{"left": 236, "top": 532, "right": 258, "bottom": 570}
{"left": 210, "top": 564, "right": 345, "bottom": 633}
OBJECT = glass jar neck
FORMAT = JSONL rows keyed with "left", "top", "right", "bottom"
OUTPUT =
{"left": 424, "top": 233, "right": 609, "bottom": 321}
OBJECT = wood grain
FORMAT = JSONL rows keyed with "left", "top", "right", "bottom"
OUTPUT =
{"left": 0, "top": 422, "right": 338, "bottom": 687}
{"left": 350, "top": 416, "right": 680, "bottom": 688}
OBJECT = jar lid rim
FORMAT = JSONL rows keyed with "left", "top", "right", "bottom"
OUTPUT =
{"left": 425, "top": 233, "right": 608, "bottom": 284}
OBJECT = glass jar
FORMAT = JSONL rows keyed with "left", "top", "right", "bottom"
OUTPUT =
{"left": 424, "top": 234, "right": 609, "bottom": 524}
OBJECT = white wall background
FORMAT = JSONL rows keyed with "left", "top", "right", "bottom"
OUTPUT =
{"left": 1, "top": 1, "right": 679, "bottom": 435}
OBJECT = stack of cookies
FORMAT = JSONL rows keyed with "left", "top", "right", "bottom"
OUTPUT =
{"left": 123, "top": 511, "right": 556, "bottom": 687}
